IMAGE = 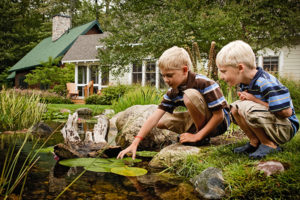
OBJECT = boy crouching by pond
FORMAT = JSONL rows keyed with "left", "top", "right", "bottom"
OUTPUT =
{"left": 216, "top": 40, "right": 299, "bottom": 159}
{"left": 117, "top": 46, "right": 231, "bottom": 159}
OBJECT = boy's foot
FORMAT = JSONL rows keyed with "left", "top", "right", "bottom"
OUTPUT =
{"left": 233, "top": 142, "right": 258, "bottom": 154}
{"left": 249, "top": 144, "right": 281, "bottom": 159}
{"left": 182, "top": 137, "right": 210, "bottom": 146}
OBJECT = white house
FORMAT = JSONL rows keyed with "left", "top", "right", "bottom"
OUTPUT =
{"left": 256, "top": 44, "right": 300, "bottom": 80}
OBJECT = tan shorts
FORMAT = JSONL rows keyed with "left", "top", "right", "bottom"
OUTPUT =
{"left": 231, "top": 100, "right": 293, "bottom": 145}
{"left": 159, "top": 89, "right": 227, "bottom": 136}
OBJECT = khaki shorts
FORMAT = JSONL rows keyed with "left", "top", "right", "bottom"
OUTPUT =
{"left": 231, "top": 100, "right": 293, "bottom": 145}
{"left": 159, "top": 89, "right": 227, "bottom": 136}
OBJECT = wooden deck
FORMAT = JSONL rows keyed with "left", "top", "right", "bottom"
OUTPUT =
{"left": 71, "top": 99, "right": 85, "bottom": 104}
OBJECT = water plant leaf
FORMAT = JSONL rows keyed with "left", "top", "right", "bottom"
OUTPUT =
{"left": 37, "top": 146, "right": 54, "bottom": 153}
{"left": 84, "top": 162, "right": 125, "bottom": 172}
{"left": 111, "top": 166, "right": 148, "bottom": 177}
{"left": 108, "top": 157, "right": 142, "bottom": 165}
{"left": 59, "top": 158, "right": 111, "bottom": 167}
{"left": 136, "top": 151, "right": 158, "bottom": 157}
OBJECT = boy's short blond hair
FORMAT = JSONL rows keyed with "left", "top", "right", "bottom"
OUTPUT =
{"left": 216, "top": 40, "right": 256, "bottom": 69}
{"left": 158, "top": 46, "right": 192, "bottom": 70}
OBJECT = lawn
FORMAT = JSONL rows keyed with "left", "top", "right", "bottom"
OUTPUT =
{"left": 46, "top": 104, "right": 111, "bottom": 115}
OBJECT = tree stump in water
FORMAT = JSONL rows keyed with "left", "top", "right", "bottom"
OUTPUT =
{"left": 54, "top": 112, "right": 121, "bottom": 159}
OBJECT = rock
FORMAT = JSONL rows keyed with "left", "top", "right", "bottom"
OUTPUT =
{"left": 149, "top": 143, "right": 200, "bottom": 168}
{"left": 115, "top": 105, "right": 178, "bottom": 150}
{"left": 103, "top": 109, "right": 115, "bottom": 116}
{"left": 190, "top": 167, "right": 225, "bottom": 199}
{"left": 60, "top": 109, "right": 71, "bottom": 114}
{"left": 256, "top": 160, "right": 285, "bottom": 176}
{"left": 75, "top": 108, "right": 93, "bottom": 116}
{"left": 106, "top": 111, "right": 124, "bottom": 146}
{"left": 32, "top": 122, "right": 53, "bottom": 136}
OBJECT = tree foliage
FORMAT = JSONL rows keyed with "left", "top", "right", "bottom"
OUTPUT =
{"left": 98, "top": 0, "right": 300, "bottom": 73}
{"left": 25, "top": 57, "right": 75, "bottom": 95}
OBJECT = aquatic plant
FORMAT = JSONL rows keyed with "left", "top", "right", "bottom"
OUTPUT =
{"left": 0, "top": 88, "right": 46, "bottom": 131}
{"left": 112, "top": 86, "right": 164, "bottom": 113}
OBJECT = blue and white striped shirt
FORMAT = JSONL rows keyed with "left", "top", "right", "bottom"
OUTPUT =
{"left": 240, "top": 67, "right": 299, "bottom": 134}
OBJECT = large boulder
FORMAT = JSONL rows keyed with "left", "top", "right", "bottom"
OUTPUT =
{"left": 149, "top": 143, "right": 200, "bottom": 168}
{"left": 115, "top": 105, "right": 178, "bottom": 150}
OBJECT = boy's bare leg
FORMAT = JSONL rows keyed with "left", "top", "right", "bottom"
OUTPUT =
{"left": 247, "top": 126, "right": 278, "bottom": 148}
{"left": 231, "top": 107, "right": 260, "bottom": 147}
{"left": 183, "top": 94, "right": 206, "bottom": 131}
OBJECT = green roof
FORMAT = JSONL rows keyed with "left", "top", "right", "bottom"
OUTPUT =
{"left": 7, "top": 71, "right": 16, "bottom": 79}
{"left": 9, "top": 20, "right": 102, "bottom": 73}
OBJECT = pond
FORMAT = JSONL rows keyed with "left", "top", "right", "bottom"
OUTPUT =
{"left": 0, "top": 121, "right": 200, "bottom": 200}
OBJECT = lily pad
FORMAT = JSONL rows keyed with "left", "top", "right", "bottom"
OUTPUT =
{"left": 59, "top": 158, "right": 111, "bottom": 167}
{"left": 111, "top": 166, "right": 148, "bottom": 177}
{"left": 37, "top": 146, "right": 54, "bottom": 153}
{"left": 136, "top": 151, "right": 158, "bottom": 157}
{"left": 84, "top": 162, "right": 125, "bottom": 172}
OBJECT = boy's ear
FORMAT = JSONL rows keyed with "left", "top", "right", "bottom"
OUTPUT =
{"left": 237, "top": 64, "right": 245, "bottom": 72}
{"left": 183, "top": 66, "right": 188, "bottom": 73}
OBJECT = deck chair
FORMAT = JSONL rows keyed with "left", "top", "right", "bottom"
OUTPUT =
{"left": 66, "top": 83, "right": 79, "bottom": 99}
{"left": 84, "top": 80, "right": 94, "bottom": 98}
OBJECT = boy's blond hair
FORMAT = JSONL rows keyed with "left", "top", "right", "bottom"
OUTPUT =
{"left": 216, "top": 40, "right": 256, "bottom": 69}
{"left": 158, "top": 46, "right": 192, "bottom": 70}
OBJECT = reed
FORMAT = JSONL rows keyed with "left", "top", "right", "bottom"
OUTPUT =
{"left": 0, "top": 88, "right": 46, "bottom": 131}
{"left": 112, "top": 86, "right": 164, "bottom": 113}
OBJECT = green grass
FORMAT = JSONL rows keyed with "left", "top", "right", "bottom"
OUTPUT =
{"left": 46, "top": 104, "right": 111, "bottom": 115}
{"left": 167, "top": 115, "right": 300, "bottom": 199}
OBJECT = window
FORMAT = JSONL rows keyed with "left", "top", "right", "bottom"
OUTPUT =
{"left": 145, "top": 60, "right": 156, "bottom": 86}
{"left": 90, "top": 65, "right": 99, "bottom": 84}
{"left": 132, "top": 61, "right": 142, "bottom": 84}
{"left": 263, "top": 56, "right": 278, "bottom": 73}
{"left": 78, "top": 66, "right": 87, "bottom": 84}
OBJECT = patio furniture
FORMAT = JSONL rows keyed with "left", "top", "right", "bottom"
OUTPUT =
{"left": 66, "top": 83, "right": 79, "bottom": 99}
{"left": 84, "top": 80, "right": 94, "bottom": 98}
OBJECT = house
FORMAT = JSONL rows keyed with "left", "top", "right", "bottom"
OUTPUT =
{"left": 256, "top": 45, "right": 300, "bottom": 81}
{"left": 61, "top": 37, "right": 166, "bottom": 98}
{"left": 7, "top": 15, "right": 103, "bottom": 88}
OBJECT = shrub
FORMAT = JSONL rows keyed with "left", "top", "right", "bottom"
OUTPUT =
{"left": 280, "top": 77, "right": 300, "bottom": 112}
{"left": 11, "top": 89, "right": 73, "bottom": 104}
{"left": 112, "top": 86, "right": 164, "bottom": 113}
{"left": 85, "top": 85, "right": 135, "bottom": 105}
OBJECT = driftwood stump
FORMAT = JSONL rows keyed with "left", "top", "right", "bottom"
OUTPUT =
{"left": 54, "top": 112, "right": 121, "bottom": 159}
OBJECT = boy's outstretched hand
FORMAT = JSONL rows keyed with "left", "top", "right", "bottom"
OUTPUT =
{"left": 117, "top": 144, "right": 138, "bottom": 160}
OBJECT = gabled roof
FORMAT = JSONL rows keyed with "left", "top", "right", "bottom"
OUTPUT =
{"left": 9, "top": 20, "right": 102, "bottom": 73}
{"left": 62, "top": 32, "right": 109, "bottom": 63}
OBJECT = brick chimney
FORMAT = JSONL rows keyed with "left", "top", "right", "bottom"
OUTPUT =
{"left": 52, "top": 14, "right": 71, "bottom": 42}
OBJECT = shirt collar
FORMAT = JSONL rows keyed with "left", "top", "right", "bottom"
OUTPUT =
{"left": 249, "top": 67, "right": 263, "bottom": 89}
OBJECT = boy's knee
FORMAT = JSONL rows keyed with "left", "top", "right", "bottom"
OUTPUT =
{"left": 183, "top": 93, "right": 192, "bottom": 106}
{"left": 156, "top": 121, "right": 167, "bottom": 129}
{"left": 231, "top": 106, "right": 239, "bottom": 117}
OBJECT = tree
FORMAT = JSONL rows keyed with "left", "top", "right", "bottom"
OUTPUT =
{"left": 98, "top": 0, "right": 300, "bottom": 74}
{"left": 25, "top": 57, "right": 75, "bottom": 95}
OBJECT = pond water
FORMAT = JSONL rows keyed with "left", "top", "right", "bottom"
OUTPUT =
{"left": 0, "top": 122, "right": 200, "bottom": 200}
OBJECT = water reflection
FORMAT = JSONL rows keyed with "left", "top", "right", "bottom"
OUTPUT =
{"left": 0, "top": 125, "right": 200, "bottom": 200}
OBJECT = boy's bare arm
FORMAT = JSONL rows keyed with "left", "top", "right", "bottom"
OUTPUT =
{"left": 238, "top": 91, "right": 268, "bottom": 107}
{"left": 180, "top": 109, "right": 224, "bottom": 143}
{"left": 274, "top": 107, "right": 293, "bottom": 118}
{"left": 239, "top": 91, "right": 293, "bottom": 118}
{"left": 117, "top": 108, "right": 166, "bottom": 159}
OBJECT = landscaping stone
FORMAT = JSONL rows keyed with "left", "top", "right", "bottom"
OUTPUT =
{"left": 190, "top": 167, "right": 225, "bottom": 199}
{"left": 32, "top": 122, "right": 53, "bottom": 136}
{"left": 149, "top": 143, "right": 200, "bottom": 168}
{"left": 75, "top": 108, "right": 93, "bottom": 116}
{"left": 60, "top": 109, "right": 71, "bottom": 114}
{"left": 115, "top": 105, "right": 178, "bottom": 150}
{"left": 256, "top": 160, "right": 285, "bottom": 176}
{"left": 103, "top": 109, "right": 115, "bottom": 116}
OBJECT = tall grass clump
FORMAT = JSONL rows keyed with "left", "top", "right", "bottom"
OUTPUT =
{"left": 279, "top": 77, "right": 300, "bottom": 112}
{"left": 112, "top": 86, "right": 164, "bottom": 113}
{"left": 0, "top": 89, "right": 46, "bottom": 131}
